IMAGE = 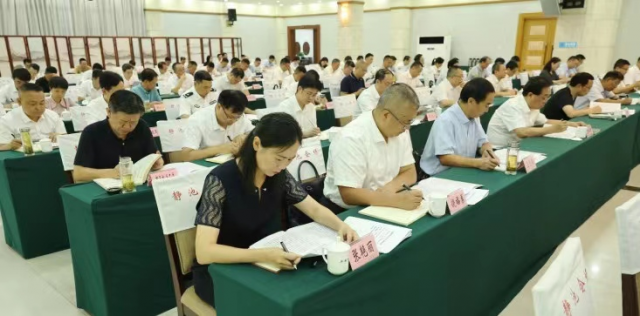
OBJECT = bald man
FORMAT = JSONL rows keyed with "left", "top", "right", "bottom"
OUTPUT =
{"left": 340, "top": 60, "right": 367, "bottom": 97}
{"left": 323, "top": 83, "right": 423, "bottom": 213}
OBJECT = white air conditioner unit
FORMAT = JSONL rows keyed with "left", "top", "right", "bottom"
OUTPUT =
{"left": 416, "top": 36, "right": 452, "bottom": 65}
{"left": 540, "top": 0, "right": 587, "bottom": 16}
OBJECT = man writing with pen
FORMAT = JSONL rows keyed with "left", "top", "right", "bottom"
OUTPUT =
{"left": 181, "top": 90, "right": 255, "bottom": 162}
{"left": 276, "top": 73, "right": 323, "bottom": 138}
{"left": 420, "top": 78, "right": 501, "bottom": 177}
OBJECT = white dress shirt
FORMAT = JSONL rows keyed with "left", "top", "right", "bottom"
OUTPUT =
{"left": 324, "top": 67, "right": 340, "bottom": 77}
{"left": 487, "top": 94, "right": 548, "bottom": 147}
{"left": 168, "top": 73, "right": 195, "bottom": 95}
{"left": 182, "top": 107, "right": 254, "bottom": 150}
{"left": 429, "top": 79, "right": 462, "bottom": 107}
{"left": 0, "top": 84, "right": 19, "bottom": 105}
{"left": 557, "top": 63, "right": 578, "bottom": 78}
{"left": 355, "top": 84, "right": 380, "bottom": 118}
{"left": 215, "top": 64, "right": 231, "bottom": 74}
{"left": 624, "top": 65, "right": 640, "bottom": 85}
{"left": 80, "top": 70, "right": 93, "bottom": 83}
{"left": 212, "top": 75, "right": 247, "bottom": 93}
{"left": 574, "top": 78, "right": 614, "bottom": 110}
{"left": 277, "top": 95, "right": 316, "bottom": 134}
{"left": 323, "top": 111, "right": 414, "bottom": 209}
{"left": 282, "top": 75, "right": 295, "bottom": 89}
{"left": 487, "top": 74, "right": 511, "bottom": 93}
{"left": 243, "top": 68, "right": 255, "bottom": 81}
{"left": 0, "top": 107, "right": 66, "bottom": 143}
{"left": 178, "top": 87, "right": 219, "bottom": 117}
{"left": 79, "top": 80, "right": 102, "bottom": 101}
{"left": 158, "top": 71, "right": 172, "bottom": 82}
{"left": 274, "top": 67, "right": 290, "bottom": 82}
{"left": 123, "top": 75, "right": 139, "bottom": 89}
{"left": 285, "top": 80, "right": 299, "bottom": 97}
{"left": 84, "top": 96, "right": 108, "bottom": 125}
{"left": 468, "top": 65, "right": 487, "bottom": 80}
{"left": 396, "top": 72, "right": 424, "bottom": 89}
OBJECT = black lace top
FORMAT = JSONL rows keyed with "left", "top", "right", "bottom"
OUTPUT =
{"left": 192, "top": 159, "right": 308, "bottom": 306}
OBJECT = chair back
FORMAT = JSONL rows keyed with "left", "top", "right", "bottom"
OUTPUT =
{"left": 532, "top": 237, "right": 594, "bottom": 316}
{"left": 616, "top": 194, "right": 640, "bottom": 316}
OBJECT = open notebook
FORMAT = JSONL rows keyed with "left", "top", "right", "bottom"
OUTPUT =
{"left": 205, "top": 153, "right": 234, "bottom": 164}
{"left": 359, "top": 201, "right": 428, "bottom": 226}
{"left": 543, "top": 126, "right": 582, "bottom": 141}
{"left": 93, "top": 154, "right": 162, "bottom": 190}
{"left": 249, "top": 222, "right": 339, "bottom": 273}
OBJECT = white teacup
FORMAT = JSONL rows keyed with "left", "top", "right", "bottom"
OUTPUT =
{"left": 39, "top": 139, "right": 53, "bottom": 153}
{"left": 322, "top": 237, "right": 350, "bottom": 276}
{"left": 428, "top": 193, "right": 447, "bottom": 218}
{"left": 61, "top": 110, "right": 71, "bottom": 121}
{"left": 575, "top": 126, "right": 588, "bottom": 139}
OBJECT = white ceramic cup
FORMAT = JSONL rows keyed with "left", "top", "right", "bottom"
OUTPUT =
{"left": 434, "top": 107, "right": 443, "bottom": 117}
{"left": 428, "top": 193, "right": 448, "bottom": 217}
{"left": 39, "top": 139, "right": 53, "bottom": 153}
{"left": 322, "top": 240, "right": 350, "bottom": 276}
{"left": 575, "top": 126, "right": 588, "bottom": 139}
{"left": 61, "top": 110, "right": 71, "bottom": 121}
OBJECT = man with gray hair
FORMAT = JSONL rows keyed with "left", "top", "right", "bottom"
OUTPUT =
{"left": 429, "top": 66, "right": 464, "bottom": 108}
{"left": 468, "top": 56, "right": 491, "bottom": 80}
{"left": 322, "top": 83, "right": 424, "bottom": 213}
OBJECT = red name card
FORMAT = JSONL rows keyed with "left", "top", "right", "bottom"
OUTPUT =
{"left": 325, "top": 102, "right": 334, "bottom": 109}
{"left": 523, "top": 155, "right": 537, "bottom": 173}
{"left": 348, "top": 234, "right": 379, "bottom": 270}
{"left": 247, "top": 94, "right": 257, "bottom": 101}
{"left": 252, "top": 84, "right": 262, "bottom": 89}
{"left": 150, "top": 127, "right": 159, "bottom": 137}
{"left": 147, "top": 168, "right": 177, "bottom": 186}
{"left": 447, "top": 189, "right": 467, "bottom": 215}
{"left": 153, "top": 103, "right": 165, "bottom": 111}
{"left": 586, "top": 126, "right": 594, "bottom": 137}
{"left": 425, "top": 112, "right": 437, "bottom": 121}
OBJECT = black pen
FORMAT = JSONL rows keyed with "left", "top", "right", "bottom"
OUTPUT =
{"left": 227, "top": 135, "right": 232, "bottom": 142}
{"left": 280, "top": 242, "right": 297, "bottom": 270}
{"left": 396, "top": 184, "right": 426, "bottom": 200}
{"left": 486, "top": 149, "right": 497, "bottom": 160}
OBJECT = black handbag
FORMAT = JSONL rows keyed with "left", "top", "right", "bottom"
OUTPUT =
{"left": 288, "top": 160, "right": 326, "bottom": 227}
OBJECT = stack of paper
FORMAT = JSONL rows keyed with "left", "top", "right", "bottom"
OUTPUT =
{"left": 343, "top": 217, "right": 412, "bottom": 253}
{"left": 590, "top": 101, "right": 621, "bottom": 113}
{"left": 416, "top": 177, "right": 482, "bottom": 196}
{"left": 359, "top": 201, "right": 428, "bottom": 226}
{"left": 544, "top": 126, "right": 582, "bottom": 141}
{"left": 493, "top": 149, "right": 546, "bottom": 172}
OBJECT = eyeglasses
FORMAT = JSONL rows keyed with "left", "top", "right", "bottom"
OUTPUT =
{"left": 385, "top": 108, "right": 412, "bottom": 130}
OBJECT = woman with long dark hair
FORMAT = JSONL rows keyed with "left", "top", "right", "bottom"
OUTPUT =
{"left": 192, "top": 113, "right": 357, "bottom": 308}
{"left": 540, "top": 57, "right": 568, "bottom": 85}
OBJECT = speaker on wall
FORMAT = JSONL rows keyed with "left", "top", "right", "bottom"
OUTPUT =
{"left": 228, "top": 9, "right": 237, "bottom": 22}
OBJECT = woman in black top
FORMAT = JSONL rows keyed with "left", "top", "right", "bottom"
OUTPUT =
{"left": 540, "top": 57, "right": 569, "bottom": 85}
{"left": 192, "top": 113, "right": 358, "bottom": 307}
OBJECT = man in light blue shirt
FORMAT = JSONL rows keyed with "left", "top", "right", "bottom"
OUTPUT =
{"left": 131, "top": 69, "right": 162, "bottom": 103}
{"left": 557, "top": 56, "right": 580, "bottom": 78}
{"left": 420, "top": 78, "right": 499, "bottom": 176}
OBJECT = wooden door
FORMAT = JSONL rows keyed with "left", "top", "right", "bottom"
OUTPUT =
{"left": 515, "top": 13, "right": 557, "bottom": 72}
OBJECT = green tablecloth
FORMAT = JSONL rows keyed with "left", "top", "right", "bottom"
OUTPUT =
{"left": 317, "top": 109, "right": 336, "bottom": 131}
{"left": 58, "top": 141, "right": 332, "bottom": 316}
{"left": 208, "top": 107, "right": 640, "bottom": 316}
{"left": 0, "top": 150, "right": 69, "bottom": 258}
{"left": 64, "top": 120, "right": 74, "bottom": 134}
{"left": 160, "top": 93, "right": 180, "bottom": 100}
{"left": 249, "top": 88, "right": 264, "bottom": 95}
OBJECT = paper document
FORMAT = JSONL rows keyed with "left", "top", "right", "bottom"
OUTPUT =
{"left": 465, "top": 188, "right": 489, "bottom": 205}
{"left": 416, "top": 177, "right": 482, "bottom": 197}
{"left": 205, "top": 153, "right": 234, "bottom": 164}
{"left": 359, "top": 201, "right": 428, "bottom": 226}
{"left": 590, "top": 101, "right": 621, "bottom": 113}
{"left": 493, "top": 149, "right": 546, "bottom": 172}
{"left": 250, "top": 222, "right": 338, "bottom": 258}
{"left": 93, "top": 178, "right": 123, "bottom": 190}
{"left": 543, "top": 126, "right": 582, "bottom": 141}
{"left": 344, "top": 217, "right": 412, "bottom": 254}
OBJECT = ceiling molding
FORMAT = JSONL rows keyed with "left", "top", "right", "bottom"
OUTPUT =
{"left": 145, "top": 0, "right": 538, "bottom": 18}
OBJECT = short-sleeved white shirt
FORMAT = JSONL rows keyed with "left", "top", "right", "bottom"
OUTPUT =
{"left": 123, "top": 75, "right": 139, "bottom": 89}
{"left": 487, "top": 94, "right": 548, "bottom": 147}
{"left": 168, "top": 73, "right": 195, "bottom": 95}
{"left": 79, "top": 80, "right": 102, "bottom": 101}
{"left": 0, "top": 107, "right": 66, "bottom": 143}
{"left": 212, "top": 75, "right": 247, "bottom": 93}
{"left": 285, "top": 80, "right": 298, "bottom": 97}
{"left": 274, "top": 67, "right": 290, "bottom": 81}
{"left": 178, "top": 87, "right": 219, "bottom": 117}
{"left": 487, "top": 74, "right": 511, "bottom": 93}
{"left": 323, "top": 111, "right": 415, "bottom": 208}
{"left": 182, "top": 107, "right": 254, "bottom": 150}
{"left": 429, "top": 79, "right": 462, "bottom": 107}
{"left": 0, "top": 84, "right": 18, "bottom": 105}
{"left": 277, "top": 95, "right": 317, "bottom": 134}
{"left": 158, "top": 71, "right": 172, "bottom": 82}
{"left": 282, "top": 74, "right": 294, "bottom": 88}
{"left": 85, "top": 96, "right": 108, "bottom": 125}
{"left": 355, "top": 84, "right": 380, "bottom": 118}
{"left": 574, "top": 78, "right": 614, "bottom": 110}
{"left": 396, "top": 71, "right": 424, "bottom": 89}
{"left": 624, "top": 65, "right": 640, "bottom": 85}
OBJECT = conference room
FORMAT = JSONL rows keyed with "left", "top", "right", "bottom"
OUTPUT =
{"left": 1, "top": 0, "right": 640, "bottom": 315}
